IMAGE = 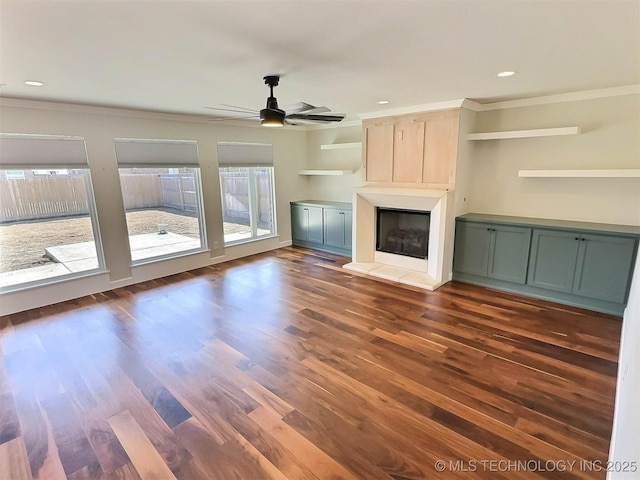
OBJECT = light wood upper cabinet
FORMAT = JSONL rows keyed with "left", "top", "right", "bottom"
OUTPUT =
{"left": 393, "top": 121, "right": 425, "bottom": 183}
{"left": 423, "top": 111, "right": 459, "bottom": 185}
{"left": 362, "top": 108, "right": 460, "bottom": 189}
{"left": 363, "top": 124, "right": 394, "bottom": 182}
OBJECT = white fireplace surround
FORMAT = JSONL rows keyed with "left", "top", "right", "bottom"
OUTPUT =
{"left": 344, "top": 186, "right": 455, "bottom": 290}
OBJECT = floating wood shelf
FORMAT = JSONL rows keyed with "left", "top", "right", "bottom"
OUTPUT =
{"left": 298, "top": 170, "right": 353, "bottom": 176}
{"left": 468, "top": 127, "right": 581, "bottom": 140}
{"left": 518, "top": 169, "right": 640, "bottom": 178}
{"left": 319, "top": 142, "right": 362, "bottom": 150}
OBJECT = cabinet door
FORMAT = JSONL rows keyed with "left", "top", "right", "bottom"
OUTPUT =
{"left": 454, "top": 222, "right": 492, "bottom": 276}
{"left": 573, "top": 234, "right": 636, "bottom": 303}
{"left": 307, "top": 206, "right": 324, "bottom": 244}
{"left": 423, "top": 115, "right": 459, "bottom": 185}
{"left": 291, "top": 204, "right": 308, "bottom": 241}
{"left": 527, "top": 229, "right": 580, "bottom": 293}
{"left": 488, "top": 225, "right": 531, "bottom": 284}
{"left": 392, "top": 121, "right": 424, "bottom": 183}
{"left": 323, "top": 209, "right": 346, "bottom": 248}
{"left": 344, "top": 210, "right": 353, "bottom": 249}
{"left": 364, "top": 124, "right": 394, "bottom": 182}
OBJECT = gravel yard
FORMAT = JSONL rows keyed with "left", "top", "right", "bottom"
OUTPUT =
{"left": 0, "top": 208, "right": 244, "bottom": 273}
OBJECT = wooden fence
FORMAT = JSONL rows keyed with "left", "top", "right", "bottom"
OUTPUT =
{"left": 119, "top": 174, "right": 163, "bottom": 210}
{"left": 220, "top": 170, "right": 272, "bottom": 227}
{"left": 0, "top": 177, "right": 90, "bottom": 222}
{"left": 1, "top": 175, "right": 179, "bottom": 222}
{"left": 160, "top": 175, "right": 198, "bottom": 212}
{"left": 1, "top": 172, "right": 271, "bottom": 223}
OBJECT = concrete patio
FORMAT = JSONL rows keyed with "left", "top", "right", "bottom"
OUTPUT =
{"left": 0, "top": 232, "right": 201, "bottom": 288}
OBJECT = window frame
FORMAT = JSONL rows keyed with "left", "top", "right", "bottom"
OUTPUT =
{"left": 117, "top": 167, "right": 208, "bottom": 266}
{"left": 219, "top": 165, "right": 277, "bottom": 247}
{"left": 0, "top": 168, "right": 106, "bottom": 293}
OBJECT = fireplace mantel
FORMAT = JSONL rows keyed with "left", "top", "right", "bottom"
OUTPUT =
{"left": 344, "top": 186, "right": 455, "bottom": 290}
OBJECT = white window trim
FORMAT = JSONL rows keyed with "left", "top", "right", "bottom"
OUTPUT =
{"left": 118, "top": 167, "right": 208, "bottom": 266}
{"left": 220, "top": 166, "right": 277, "bottom": 247}
{"left": 0, "top": 168, "right": 106, "bottom": 293}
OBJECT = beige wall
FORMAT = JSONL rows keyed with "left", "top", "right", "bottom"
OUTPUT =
{"left": 469, "top": 94, "right": 640, "bottom": 226}
{"left": 0, "top": 99, "right": 308, "bottom": 314}
{"left": 303, "top": 123, "right": 363, "bottom": 202}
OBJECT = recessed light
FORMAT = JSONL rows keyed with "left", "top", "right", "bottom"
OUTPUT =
{"left": 377, "top": 100, "right": 390, "bottom": 105}
{"left": 24, "top": 80, "right": 45, "bottom": 86}
{"left": 497, "top": 71, "right": 516, "bottom": 78}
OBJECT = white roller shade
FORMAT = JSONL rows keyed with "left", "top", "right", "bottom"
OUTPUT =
{"left": 115, "top": 138, "right": 199, "bottom": 167}
{"left": 217, "top": 142, "right": 273, "bottom": 167}
{"left": 0, "top": 133, "right": 88, "bottom": 168}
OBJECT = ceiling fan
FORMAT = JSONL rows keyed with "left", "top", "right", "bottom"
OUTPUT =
{"left": 205, "top": 75, "right": 346, "bottom": 127}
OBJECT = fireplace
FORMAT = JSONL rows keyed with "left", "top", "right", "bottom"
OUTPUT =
{"left": 376, "top": 208, "right": 430, "bottom": 259}
{"left": 344, "top": 186, "right": 456, "bottom": 291}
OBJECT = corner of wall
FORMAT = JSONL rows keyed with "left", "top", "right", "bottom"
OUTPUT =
{"left": 454, "top": 106, "right": 477, "bottom": 217}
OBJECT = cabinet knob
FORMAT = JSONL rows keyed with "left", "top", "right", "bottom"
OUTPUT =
{"left": 581, "top": 238, "right": 586, "bottom": 242}
{"left": 575, "top": 237, "right": 579, "bottom": 240}
{"left": 487, "top": 228, "right": 491, "bottom": 231}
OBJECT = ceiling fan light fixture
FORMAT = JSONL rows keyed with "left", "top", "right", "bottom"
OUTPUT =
{"left": 260, "top": 108, "right": 284, "bottom": 127}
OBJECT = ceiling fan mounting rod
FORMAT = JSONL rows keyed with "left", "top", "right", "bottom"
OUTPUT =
{"left": 264, "top": 75, "right": 279, "bottom": 97}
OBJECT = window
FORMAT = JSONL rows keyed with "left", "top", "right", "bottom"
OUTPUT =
{"left": 217, "top": 142, "right": 276, "bottom": 245}
{"left": 4, "top": 170, "right": 25, "bottom": 180}
{"left": 219, "top": 166, "right": 275, "bottom": 243}
{"left": 0, "top": 134, "right": 104, "bottom": 290}
{"left": 115, "top": 139, "right": 206, "bottom": 263}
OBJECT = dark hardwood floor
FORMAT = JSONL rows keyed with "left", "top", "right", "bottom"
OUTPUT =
{"left": 0, "top": 247, "right": 622, "bottom": 479}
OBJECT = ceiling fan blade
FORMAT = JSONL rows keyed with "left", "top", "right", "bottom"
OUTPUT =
{"left": 297, "top": 106, "right": 332, "bottom": 115}
{"left": 282, "top": 102, "right": 314, "bottom": 113}
{"left": 204, "top": 106, "right": 259, "bottom": 115}
{"left": 283, "top": 103, "right": 332, "bottom": 115}
{"left": 285, "top": 113, "right": 346, "bottom": 123}
{"left": 206, "top": 115, "right": 259, "bottom": 122}
{"left": 219, "top": 103, "right": 259, "bottom": 113}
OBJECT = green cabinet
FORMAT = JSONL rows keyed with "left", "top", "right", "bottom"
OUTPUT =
{"left": 324, "top": 208, "right": 352, "bottom": 250}
{"left": 453, "top": 214, "right": 639, "bottom": 316}
{"left": 454, "top": 222, "right": 491, "bottom": 276}
{"left": 454, "top": 222, "right": 531, "bottom": 284}
{"left": 529, "top": 230, "right": 636, "bottom": 303}
{"left": 528, "top": 230, "right": 580, "bottom": 293}
{"left": 291, "top": 204, "right": 323, "bottom": 243}
{"left": 291, "top": 201, "right": 352, "bottom": 256}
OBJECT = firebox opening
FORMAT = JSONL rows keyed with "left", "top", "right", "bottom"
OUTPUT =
{"left": 376, "top": 208, "right": 430, "bottom": 259}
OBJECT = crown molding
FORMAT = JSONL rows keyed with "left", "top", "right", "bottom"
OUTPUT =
{"left": 476, "top": 85, "right": 640, "bottom": 111}
{"left": 3, "top": 84, "right": 638, "bottom": 128}
{"left": 0, "top": 97, "right": 276, "bottom": 129}
{"left": 357, "top": 99, "right": 467, "bottom": 120}
{"left": 0, "top": 97, "right": 358, "bottom": 131}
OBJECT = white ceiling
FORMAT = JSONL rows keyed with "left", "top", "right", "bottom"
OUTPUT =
{"left": 1, "top": 0, "right": 639, "bottom": 121}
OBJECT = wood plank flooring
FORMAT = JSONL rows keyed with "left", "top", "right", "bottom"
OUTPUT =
{"left": 0, "top": 246, "right": 622, "bottom": 479}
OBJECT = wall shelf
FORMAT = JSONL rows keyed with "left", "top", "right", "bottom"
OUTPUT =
{"left": 518, "top": 169, "right": 640, "bottom": 178}
{"left": 468, "top": 126, "right": 581, "bottom": 140}
{"left": 298, "top": 170, "right": 353, "bottom": 176}
{"left": 319, "top": 142, "right": 362, "bottom": 150}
